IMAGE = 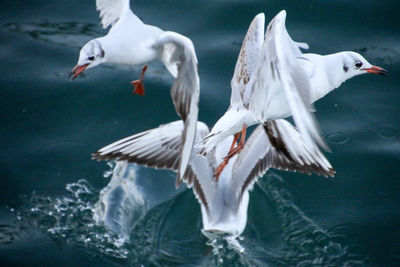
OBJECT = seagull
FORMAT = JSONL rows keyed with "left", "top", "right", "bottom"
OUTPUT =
{"left": 92, "top": 119, "right": 335, "bottom": 246}
{"left": 69, "top": 0, "right": 200, "bottom": 185}
{"left": 198, "top": 11, "right": 387, "bottom": 179}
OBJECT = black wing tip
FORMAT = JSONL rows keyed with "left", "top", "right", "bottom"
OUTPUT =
{"left": 175, "top": 173, "right": 182, "bottom": 189}
{"left": 327, "top": 168, "right": 336, "bottom": 178}
{"left": 273, "top": 161, "right": 336, "bottom": 179}
{"left": 298, "top": 165, "right": 336, "bottom": 178}
{"left": 314, "top": 166, "right": 336, "bottom": 178}
{"left": 91, "top": 151, "right": 107, "bottom": 161}
{"left": 91, "top": 151, "right": 124, "bottom": 162}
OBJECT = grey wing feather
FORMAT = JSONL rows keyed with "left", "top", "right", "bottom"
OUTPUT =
{"left": 153, "top": 31, "right": 200, "bottom": 184}
{"left": 93, "top": 121, "right": 185, "bottom": 170}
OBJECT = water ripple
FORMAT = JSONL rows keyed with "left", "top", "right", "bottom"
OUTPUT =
{"left": 376, "top": 127, "right": 399, "bottom": 140}
{"left": 1, "top": 171, "right": 366, "bottom": 266}
{"left": 254, "top": 174, "right": 365, "bottom": 266}
{"left": 3, "top": 21, "right": 101, "bottom": 47}
{"left": 326, "top": 131, "right": 351, "bottom": 145}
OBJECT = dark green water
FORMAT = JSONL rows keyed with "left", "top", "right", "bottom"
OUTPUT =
{"left": 0, "top": 0, "right": 399, "bottom": 266}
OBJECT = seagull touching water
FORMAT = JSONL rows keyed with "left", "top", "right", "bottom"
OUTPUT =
{"left": 198, "top": 11, "right": 387, "bottom": 179}
{"left": 69, "top": 0, "right": 200, "bottom": 185}
{"left": 92, "top": 120, "right": 334, "bottom": 247}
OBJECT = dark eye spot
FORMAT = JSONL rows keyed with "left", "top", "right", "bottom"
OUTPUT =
{"left": 88, "top": 56, "right": 95, "bottom": 61}
{"left": 355, "top": 62, "right": 363, "bottom": 69}
{"left": 343, "top": 65, "right": 348, "bottom": 72}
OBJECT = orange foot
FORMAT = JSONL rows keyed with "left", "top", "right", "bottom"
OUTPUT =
{"left": 131, "top": 80, "right": 145, "bottom": 96}
{"left": 131, "top": 65, "right": 148, "bottom": 96}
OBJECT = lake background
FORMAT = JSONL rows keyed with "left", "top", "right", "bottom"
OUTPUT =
{"left": 0, "top": 0, "right": 399, "bottom": 266}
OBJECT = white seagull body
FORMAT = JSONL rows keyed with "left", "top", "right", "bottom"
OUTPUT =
{"left": 93, "top": 119, "right": 334, "bottom": 243}
{"left": 199, "top": 10, "right": 387, "bottom": 159}
{"left": 70, "top": 0, "right": 200, "bottom": 185}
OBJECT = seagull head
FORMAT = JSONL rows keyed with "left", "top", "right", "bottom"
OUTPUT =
{"left": 340, "top": 51, "right": 387, "bottom": 80}
{"left": 69, "top": 39, "right": 106, "bottom": 80}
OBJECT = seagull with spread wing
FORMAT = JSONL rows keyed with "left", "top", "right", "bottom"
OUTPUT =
{"left": 69, "top": 0, "right": 200, "bottom": 185}
{"left": 198, "top": 11, "right": 387, "bottom": 179}
{"left": 92, "top": 119, "right": 334, "bottom": 243}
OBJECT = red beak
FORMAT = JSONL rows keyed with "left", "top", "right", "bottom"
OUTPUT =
{"left": 69, "top": 63, "right": 90, "bottom": 80}
{"left": 362, "top": 65, "right": 388, "bottom": 76}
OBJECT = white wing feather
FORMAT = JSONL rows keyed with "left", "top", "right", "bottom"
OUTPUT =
{"left": 96, "top": 0, "right": 131, "bottom": 29}
{"left": 245, "top": 10, "right": 328, "bottom": 152}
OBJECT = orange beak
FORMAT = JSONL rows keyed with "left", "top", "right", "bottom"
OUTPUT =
{"left": 362, "top": 65, "right": 388, "bottom": 76}
{"left": 69, "top": 63, "right": 90, "bottom": 80}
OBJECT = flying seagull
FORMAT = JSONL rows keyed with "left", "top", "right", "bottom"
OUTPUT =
{"left": 70, "top": 0, "right": 200, "bottom": 185}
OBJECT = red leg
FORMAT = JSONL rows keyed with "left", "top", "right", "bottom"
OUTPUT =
{"left": 225, "top": 126, "right": 247, "bottom": 159}
{"left": 214, "top": 125, "right": 247, "bottom": 181}
{"left": 214, "top": 160, "right": 228, "bottom": 181}
{"left": 213, "top": 133, "right": 240, "bottom": 181}
{"left": 229, "top": 132, "right": 241, "bottom": 151}
{"left": 131, "top": 65, "right": 148, "bottom": 96}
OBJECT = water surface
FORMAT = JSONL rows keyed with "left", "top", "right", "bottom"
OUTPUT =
{"left": 0, "top": 0, "right": 399, "bottom": 266}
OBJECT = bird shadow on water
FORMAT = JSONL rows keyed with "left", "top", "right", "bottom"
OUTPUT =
{"left": 0, "top": 164, "right": 366, "bottom": 266}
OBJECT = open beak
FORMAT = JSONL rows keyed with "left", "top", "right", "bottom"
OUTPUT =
{"left": 68, "top": 63, "right": 90, "bottom": 80}
{"left": 362, "top": 65, "right": 388, "bottom": 76}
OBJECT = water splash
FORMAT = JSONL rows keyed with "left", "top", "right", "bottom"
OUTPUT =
{"left": 204, "top": 234, "right": 245, "bottom": 265}
{"left": 3, "top": 162, "right": 147, "bottom": 261}
{"left": 204, "top": 231, "right": 244, "bottom": 255}
{"left": 13, "top": 179, "right": 130, "bottom": 260}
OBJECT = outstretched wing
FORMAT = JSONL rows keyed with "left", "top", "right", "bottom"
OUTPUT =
{"left": 230, "top": 13, "right": 265, "bottom": 106}
{"left": 92, "top": 121, "right": 216, "bottom": 212}
{"left": 153, "top": 31, "right": 200, "bottom": 184}
{"left": 231, "top": 120, "right": 335, "bottom": 201}
{"left": 96, "top": 0, "right": 131, "bottom": 29}
{"left": 245, "top": 10, "right": 328, "bottom": 152}
{"left": 94, "top": 121, "right": 198, "bottom": 170}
